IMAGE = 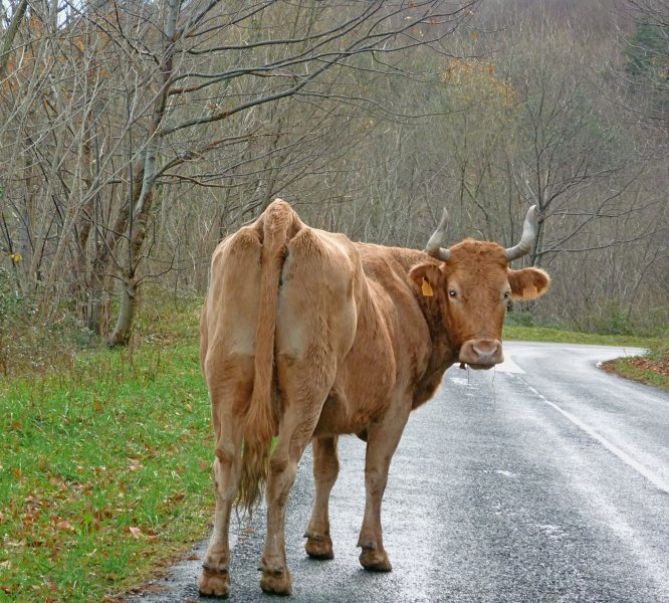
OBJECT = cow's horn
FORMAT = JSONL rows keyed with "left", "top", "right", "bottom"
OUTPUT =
{"left": 425, "top": 208, "right": 451, "bottom": 262}
{"left": 505, "top": 205, "right": 538, "bottom": 262}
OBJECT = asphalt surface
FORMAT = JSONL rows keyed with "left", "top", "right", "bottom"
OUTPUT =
{"left": 128, "top": 342, "right": 669, "bottom": 603}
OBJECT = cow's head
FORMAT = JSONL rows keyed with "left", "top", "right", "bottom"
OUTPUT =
{"left": 410, "top": 207, "right": 550, "bottom": 369}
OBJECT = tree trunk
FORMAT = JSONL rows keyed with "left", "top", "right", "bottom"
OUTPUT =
{"left": 0, "top": 0, "right": 29, "bottom": 79}
{"left": 105, "top": 0, "right": 179, "bottom": 345}
{"left": 107, "top": 275, "right": 137, "bottom": 347}
{"left": 86, "top": 270, "right": 105, "bottom": 334}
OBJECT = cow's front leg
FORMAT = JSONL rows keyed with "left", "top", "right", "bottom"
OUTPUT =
{"left": 304, "top": 435, "right": 339, "bottom": 560}
{"left": 357, "top": 403, "right": 410, "bottom": 572}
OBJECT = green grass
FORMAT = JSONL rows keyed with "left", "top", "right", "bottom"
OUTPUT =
{"left": 504, "top": 324, "right": 658, "bottom": 349}
{"left": 0, "top": 325, "right": 214, "bottom": 600}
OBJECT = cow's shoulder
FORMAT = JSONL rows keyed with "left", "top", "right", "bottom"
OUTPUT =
{"left": 354, "top": 243, "right": 425, "bottom": 280}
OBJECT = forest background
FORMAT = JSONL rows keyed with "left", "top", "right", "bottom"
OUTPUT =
{"left": 0, "top": 0, "right": 667, "bottom": 362}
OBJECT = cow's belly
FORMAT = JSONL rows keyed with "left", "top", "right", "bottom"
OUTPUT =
{"left": 312, "top": 389, "right": 386, "bottom": 437}
{"left": 312, "top": 333, "right": 398, "bottom": 437}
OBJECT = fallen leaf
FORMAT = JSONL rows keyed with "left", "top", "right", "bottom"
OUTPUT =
{"left": 128, "top": 459, "right": 143, "bottom": 472}
{"left": 128, "top": 526, "right": 143, "bottom": 539}
{"left": 143, "top": 583, "right": 168, "bottom": 593}
{"left": 56, "top": 520, "right": 75, "bottom": 532}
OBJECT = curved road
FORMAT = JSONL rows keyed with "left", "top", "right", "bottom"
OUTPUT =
{"left": 129, "top": 342, "right": 669, "bottom": 603}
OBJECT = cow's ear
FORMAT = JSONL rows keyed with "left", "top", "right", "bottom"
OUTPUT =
{"left": 508, "top": 267, "right": 550, "bottom": 300}
{"left": 409, "top": 262, "right": 443, "bottom": 298}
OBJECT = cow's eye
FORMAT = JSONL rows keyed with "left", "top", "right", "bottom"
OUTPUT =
{"left": 448, "top": 289, "right": 457, "bottom": 298}
{"left": 503, "top": 290, "right": 511, "bottom": 300}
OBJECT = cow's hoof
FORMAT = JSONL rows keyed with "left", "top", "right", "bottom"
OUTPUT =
{"left": 260, "top": 568, "right": 292, "bottom": 596}
{"left": 198, "top": 565, "right": 230, "bottom": 598}
{"left": 359, "top": 547, "right": 392, "bottom": 572}
{"left": 305, "top": 534, "right": 334, "bottom": 560}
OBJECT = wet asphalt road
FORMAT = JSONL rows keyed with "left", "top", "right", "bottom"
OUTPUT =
{"left": 129, "top": 342, "right": 669, "bottom": 603}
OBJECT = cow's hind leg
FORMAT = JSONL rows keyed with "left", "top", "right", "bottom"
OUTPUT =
{"left": 198, "top": 359, "right": 251, "bottom": 598}
{"left": 259, "top": 360, "right": 332, "bottom": 595}
{"left": 260, "top": 224, "right": 351, "bottom": 593}
{"left": 358, "top": 402, "right": 410, "bottom": 572}
{"left": 304, "top": 435, "right": 339, "bottom": 560}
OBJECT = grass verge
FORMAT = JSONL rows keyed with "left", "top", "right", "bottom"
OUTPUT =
{"left": 503, "top": 324, "right": 657, "bottom": 348}
{"left": 0, "top": 301, "right": 213, "bottom": 602}
{"left": 602, "top": 341, "right": 669, "bottom": 392}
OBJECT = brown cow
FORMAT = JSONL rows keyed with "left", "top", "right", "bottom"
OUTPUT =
{"left": 198, "top": 199, "right": 550, "bottom": 597}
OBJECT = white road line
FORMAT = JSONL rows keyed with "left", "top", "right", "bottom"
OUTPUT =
{"left": 522, "top": 380, "right": 669, "bottom": 495}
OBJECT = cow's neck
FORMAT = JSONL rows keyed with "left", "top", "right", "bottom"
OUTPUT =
{"left": 411, "top": 292, "right": 457, "bottom": 408}
{"left": 388, "top": 247, "right": 458, "bottom": 363}
{"left": 392, "top": 251, "right": 458, "bottom": 408}
{"left": 358, "top": 245, "right": 459, "bottom": 407}
{"left": 419, "top": 284, "right": 457, "bottom": 364}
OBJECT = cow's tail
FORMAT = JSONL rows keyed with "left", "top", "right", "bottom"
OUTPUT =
{"left": 238, "top": 199, "right": 299, "bottom": 514}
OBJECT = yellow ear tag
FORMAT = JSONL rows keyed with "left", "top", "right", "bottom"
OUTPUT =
{"left": 421, "top": 278, "right": 434, "bottom": 297}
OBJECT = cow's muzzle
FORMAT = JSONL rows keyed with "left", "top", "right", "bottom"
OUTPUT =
{"left": 459, "top": 338, "right": 503, "bottom": 370}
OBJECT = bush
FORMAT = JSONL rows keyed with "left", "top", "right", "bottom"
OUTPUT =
{"left": 0, "top": 268, "right": 95, "bottom": 376}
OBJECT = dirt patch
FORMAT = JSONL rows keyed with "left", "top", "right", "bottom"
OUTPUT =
{"left": 600, "top": 359, "right": 616, "bottom": 374}
{"left": 626, "top": 356, "right": 669, "bottom": 378}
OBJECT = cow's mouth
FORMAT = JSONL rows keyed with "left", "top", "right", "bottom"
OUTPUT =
{"left": 460, "top": 362, "right": 496, "bottom": 371}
